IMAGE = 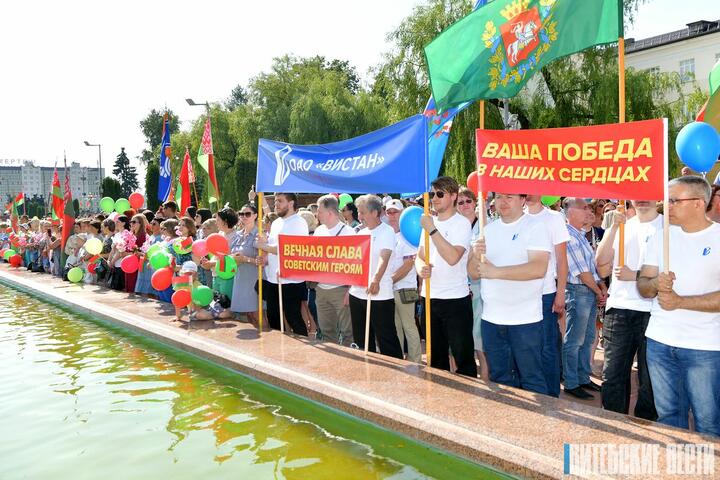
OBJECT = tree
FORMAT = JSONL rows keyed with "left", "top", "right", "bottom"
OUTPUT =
{"left": 112, "top": 148, "right": 139, "bottom": 198}
{"left": 101, "top": 177, "right": 122, "bottom": 199}
{"left": 225, "top": 85, "right": 248, "bottom": 111}
{"left": 138, "top": 109, "right": 180, "bottom": 164}
{"left": 145, "top": 161, "right": 159, "bottom": 212}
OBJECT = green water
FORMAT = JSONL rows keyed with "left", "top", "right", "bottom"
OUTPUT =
{"left": 0, "top": 285, "right": 512, "bottom": 480}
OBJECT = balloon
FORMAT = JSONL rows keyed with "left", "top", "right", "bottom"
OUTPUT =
{"left": 88, "top": 262, "right": 98, "bottom": 274}
{"left": 149, "top": 251, "right": 171, "bottom": 270}
{"left": 675, "top": 121, "right": 720, "bottom": 173}
{"left": 399, "top": 206, "right": 424, "bottom": 247}
{"left": 114, "top": 198, "right": 131, "bottom": 213}
{"left": 338, "top": 193, "right": 353, "bottom": 209}
{"left": 191, "top": 285, "right": 213, "bottom": 307}
{"left": 215, "top": 255, "right": 237, "bottom": 280}
{"left": 100, "top": 197, "right": 115, "bottom": 213}
{"left": 467, "top": 171, "right": 480, "bottom": 195}
{"left": 85, "top": 238, "right": 103, "bottom": 255}
{"left": 128, "top": 192, "right": 145, "bottom": 210}
{"left": 5, "top": 227, "right": 12, "bottom": 233}
{"left": 541, "top": 195, "right": 561, "bottom": 207}
{"left": 192, "top": 239, "right": 208, "bottom": 257}
{"left": 68, "top": 267, "right": 84, "bottom": 282}
{"left": 206, "top": 233, "right": 229, "bottom": 256}
{"left": 9, "top": 254, "right": 22, "bottom": 268}
{"left": 145, "top": 243, "right": 163, "bottom": 260}
{"left": 120, "top": 255, "right": 139, "bottom": 274}
{"left": 4, "top": 249, "right": 16, "bottom": 260}
{"left": 151, "top": 267, "right": 173, "bottom": 290}
{"left": 173, "top": 237, "right": 193, "bottom": 255}
{"left": 172, "top": 290, "right": 192, "bottom": 308}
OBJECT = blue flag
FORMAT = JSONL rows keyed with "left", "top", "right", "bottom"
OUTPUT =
{"left": 256, "top": 115, "right": 428, "bottom": 194}
{"left": 158, "top": 113, "right": 172, "bottom": 203}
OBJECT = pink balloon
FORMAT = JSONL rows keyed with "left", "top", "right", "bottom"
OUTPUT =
{"left": 192, "top": 239, "right": 208, "bottom": 257}
{"left": 129, "top": 192, "right": 145, "bottom": 209}
{"left": 120, "top": 254, "right": 139, "bottom": 274}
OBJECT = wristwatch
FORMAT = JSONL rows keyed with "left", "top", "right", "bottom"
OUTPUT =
{"left": 429, "top": 228, "right": 438, "bottom": 236}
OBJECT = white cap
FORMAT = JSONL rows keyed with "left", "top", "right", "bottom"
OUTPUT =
{"left": 382, "top": 195, "right": 393, "bottom": 206}
{"left": 385, "top": 199, "right": 404, "bottom": 212}
{"left": 180, "top": 261, "right": 197, "bottom": 273}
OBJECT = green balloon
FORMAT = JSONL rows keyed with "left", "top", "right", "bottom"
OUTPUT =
{"left": 4, "top": 249, "right": 16, "bottom": 260}
{"left": 191, "top": 286, "right": 213, "bottom": 307}
{"left": 215, "top": 255, "right": 237, "bottom": 280}
{"left": 100, "top": 197, "right": 115, "bottom": 213}
{"left": 541, "top": 195, "right": 561, "bottom": 207}
{"left": 149, "top": 251, "right": 171, "bottom": 270}
{"left": 114, "top": 198, "right": 131, "bottom": 213}
{"left": 68, "top": 267, "right": 84, "bottom": 283}
{"left": 145, "top": 244, "right": 162, "bottom": 260}
{"left": 338, "top": 193, "right": 353, "bottom": 209}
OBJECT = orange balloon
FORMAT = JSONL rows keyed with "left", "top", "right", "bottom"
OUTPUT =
{"left": 467, "top": 171, "right": 480, "bottom": 195}
{"left": 206, "top": 233, "right": 229, "bottom": 256}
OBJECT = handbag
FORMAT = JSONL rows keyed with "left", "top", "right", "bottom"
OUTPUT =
{"left": 397, "top": 287, "right": 419, "bottom": 304}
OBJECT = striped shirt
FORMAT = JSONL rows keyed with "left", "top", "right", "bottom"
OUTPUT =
{"left": 566, "top": 224, "right": 601, "bottom": 284}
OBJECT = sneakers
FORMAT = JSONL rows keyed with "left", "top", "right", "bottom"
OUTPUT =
{"left": 564, "top": 386, "right": 594, "bottom": 399}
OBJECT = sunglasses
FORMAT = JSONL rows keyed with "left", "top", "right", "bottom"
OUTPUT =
{"left": 457, "top": 199, "right": 474, "bottom": 206}
{"left": 239, "top": 212, "right": 254, "bottom": 218}
{"left": 428, "top": 191, "right": 446, "bottom": 199}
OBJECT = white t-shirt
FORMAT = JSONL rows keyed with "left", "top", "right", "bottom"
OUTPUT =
{"left": 526, "top": 208, "right": 570, "bottom": 295}
{"left": 349, "top": 223, "right": 395, "bottom": 301}
{"left": 480, "top": 214, "right": 552, "bottom": 325}
{"left": 419, "top": 213, "right": 472, "bottom": 299}
{"left": 314, "top": 222, "right": 355, "bottom": 290}
{"left": 606, "top": 215, "right": 663, "bottom": 312}
{"left": 643, "top": 222, "right": 720, "bottom": 351}
{"left": 391, "top": 231, "right": 418, "bottom": 291}
{"left": 267, "top": 213, "right": 309, "bottom": 285}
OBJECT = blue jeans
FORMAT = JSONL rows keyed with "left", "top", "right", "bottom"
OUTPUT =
{"left": 562, "top": 284, "right": 597, "bottom": 390}
{"left": 541, "top": 293, "right": 561, "bottom": 397}
{"left": 482, "top": 320, "right": 548, "bottom": 394}
{"left": 646, "top": 338, "right": 720, "bottom": 437}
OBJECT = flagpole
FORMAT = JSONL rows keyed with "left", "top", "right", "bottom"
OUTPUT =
{"left": 257, "top": 192, "right": 264, "bottom": 334}
{"left": 478, "top": 100, "right": 486, "bottom": 258}
{"left": 617, "top": 13, "right": 627, "bottom": 266}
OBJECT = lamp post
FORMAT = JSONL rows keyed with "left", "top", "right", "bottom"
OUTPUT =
{"left": 84, "top": 140, "right": 102, "bottom": 197}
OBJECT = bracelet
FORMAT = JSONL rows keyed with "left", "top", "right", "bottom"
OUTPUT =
{"left": 429, "top": 228, "right": 438, "bottom": 236}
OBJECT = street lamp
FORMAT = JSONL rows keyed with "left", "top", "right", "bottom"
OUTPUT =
{"left": 84, "top": 140, "right": 102, "bottom": 198}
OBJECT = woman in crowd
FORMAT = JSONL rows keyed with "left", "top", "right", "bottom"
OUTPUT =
{"left": 134, "top": 213, "right": 157, "bottom": 298}
{"left": 342, "top": 202, "right": 360, "bottom": 230}
{"left": 194, "top": 208, "right": 213, "bottom": 238}
{"left": 122, "top": 214, "right": 148, "bottom": 293}
{"left": 108, "top": 215, "right": 130, "bottom": 291}
{"left": 98, "top": 219, "right": 115, "bottom": 286}
{"left": 156, "top": 218, "right": 179, "bottom": 302}
{"left": 230, "top": 204, "right": 263, "bottom": 326}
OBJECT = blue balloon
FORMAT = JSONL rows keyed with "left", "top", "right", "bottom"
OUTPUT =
{"left": 399, "top": 206, "right": 423, "bottom": 247}
{"left": 675, "top": 122, "right": 720, "bottom": 173}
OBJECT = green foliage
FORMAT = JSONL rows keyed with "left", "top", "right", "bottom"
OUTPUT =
{"left": 145, "top": 161, "right": 159, "bottom": 212}
{"left": 139, "top": 109, "right": 180, "bottom": 164}
{"left": 112, "top": 148, "right": 139, "bottom": 198}
{"left": 101, "top": 177, "right": 122, "bottom": 199}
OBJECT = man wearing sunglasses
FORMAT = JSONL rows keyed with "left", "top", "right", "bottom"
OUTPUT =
{"left": 415, "top": 176, "right": 476, "bottom": 377}
{"left": 637, "top": 176, "right": 720, "bottom": 436}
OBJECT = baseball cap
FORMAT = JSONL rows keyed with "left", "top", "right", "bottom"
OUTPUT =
{"left": 385, "top": 199, "right": 405, "bottom": 212}
{"left": 180, "top": 261, "right": 198, "bottom": 273}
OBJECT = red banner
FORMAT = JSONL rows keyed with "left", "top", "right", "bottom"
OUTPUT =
{"left": 475, "top": 119, "right": 667, "bottom": 200}
{"left": 278, "top": 234, "right": 371, "bottom": 287}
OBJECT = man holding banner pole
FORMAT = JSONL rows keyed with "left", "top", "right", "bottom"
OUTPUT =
{"left": 256, "top": 192, "right": 309, "bottom": 336}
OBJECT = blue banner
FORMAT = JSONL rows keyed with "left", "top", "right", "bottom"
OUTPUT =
{"left": 158, "top": 115, "right": 172, "bottom": 203}
{"left": 256, "top": 115, "right": 428, "bottom": 194}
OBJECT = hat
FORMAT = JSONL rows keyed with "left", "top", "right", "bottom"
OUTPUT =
{"left": 385, "top": 199, "right": 404, "bottom": 212}
{"left": 180, "top": 261, "right": 198, "bottom": 273}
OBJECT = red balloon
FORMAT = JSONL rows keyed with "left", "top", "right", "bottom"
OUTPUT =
{"left": 171, "top": 289, "right": 192, "bottom": 308}
{"left": 151, "top": 267, "right": 173, "bottom": 291}
{"left": 192, "top": 239, "right": 208, "bottom": 257}
{"left": 206, "top": 233, "right": 229, "bottom": 256}
{"left": 120, "top": 254, "right": 139, "bottom": 274}
{"left": 5, "top": 227, "right": 11, "bottom": 233}
{"left": 88, "top": 262, "right": 98, "bottom": 274}
{"left": 467, "top": 171, "right": 480, "bottom": 195}
{"left": 9, "top": 254, "right": 22, "bottom": 267}
{"left": 128, "top": 192, "right": 145, "bottom": 210}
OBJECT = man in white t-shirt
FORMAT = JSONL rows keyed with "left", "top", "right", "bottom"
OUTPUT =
{"left": 415, "top": 177, "right": 474, "bottom": 377}
{"left": 313, "top": 194, "right": 355, "bottom": 346}
{"left": 638, "top": 176, "right": 720, "bottom": 437}
{"left": 469, "top": 193, "right": 551, "bottom": 393}
{"left": 348, "top": 194, "right": 403, "bottom": 359}
{"left": 595, "top": 200, "right": 661, "bottom": 420}
{"left": 256, "top": 192, "right": 309, "bottom": 336}
{"left": 386, "top": 199, "right": 421, "bottom": 363}
{"left": 526, "top": 195, "right": 569, "bottom": 397}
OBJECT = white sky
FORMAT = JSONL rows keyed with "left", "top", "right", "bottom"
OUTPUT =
{"left": 0, "top": 0, "right": 712, "bottom": 179}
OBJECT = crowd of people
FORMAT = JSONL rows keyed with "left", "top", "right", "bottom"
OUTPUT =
{"left": 1, "top": 176, "right": 719, "bottom": 437}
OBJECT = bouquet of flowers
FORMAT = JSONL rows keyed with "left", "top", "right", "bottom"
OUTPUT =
{"left": 113, "top": 230, "right": 138, "bottom": 253}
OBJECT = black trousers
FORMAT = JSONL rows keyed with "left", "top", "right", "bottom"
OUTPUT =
{"left": 265, "top": 281, "right": 308, "bottom": 337}
{"left": 349, "top": 296, "right": 403, "bottom": 359}
{"left": 424, "top": 295, "right": 477, "bottom": 378}
{"left": 601, "top": 308, "right": 657, "bottom": 420}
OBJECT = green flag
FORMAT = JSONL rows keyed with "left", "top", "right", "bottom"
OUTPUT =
{"left": 710, "top": 59, "right": 720, "bottom": 96}
{"left": 425, "top": 0, "right": 621, "bottom": 110}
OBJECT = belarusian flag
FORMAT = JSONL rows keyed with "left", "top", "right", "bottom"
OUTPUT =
{"left": 697, "top": 60, "right": 720, "bottom": 132}
{"left": 13, "top": 192, "right": 24, "bottom": 208}
{"left": 424, "top": 0, "right": 621, "bottom": 110}
{"left": 61, "top": 156, "right": 75, "bottom": 266}
{"left": 51, "top": 167, "right": 63, "bottom": 223}
{"left": 198, "top": 116, "right": 220, "bottom": 206}
{"left": 176, "top": 147, "right": 191, "bottom": 216}
{"left": 9, "top": 194, "right": 20, "bottom": 233}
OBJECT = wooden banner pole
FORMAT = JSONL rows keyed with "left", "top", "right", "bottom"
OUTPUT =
{"left": 618, "top": 36, "right": 627, "bottom": 266}
{"left": 257, "top": 192, "right": 264, "bottom": 334}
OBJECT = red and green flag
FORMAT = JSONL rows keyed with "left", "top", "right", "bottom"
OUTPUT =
{"left": 51, "top": 167, "right": 64, "bottom": 223}
{"left": 198, "top": 116, "right": 220, "bottom": 206}
{"left": 176, "top": 147, "right": 191, "bottom": 216}
{"left": 424, "top": 0, "right": 621, "bottom": 110}
{"left": 9, "top": 194, "right": 20, "bottom": 233}
{"left": 61, "top": 156, "right": 75, "bottom": 257}
{"left": 697, "top": 60, "right": 720, "bottom": 132}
